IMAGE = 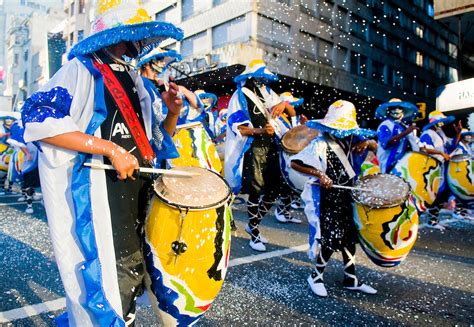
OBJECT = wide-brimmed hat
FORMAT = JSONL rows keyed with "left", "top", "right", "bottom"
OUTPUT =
{"left": 218, "top": 109, "right": 228, "bottom": 121}
{"left": 422, "top": 111, "right": 455, "bottom": 131}
{"left": 306, "top": 100, "right": 375, "bottom": 138}
{"left": 195, "top": 90, "right": 217, "bottom": 110}
{"left": 375, "top": 98, "right": 419, "bottom": 121}
{"left": 460, "top": 128, "right": 474, "bottom": 137}
{"left": 136, "top": 48, "right": 181, "bottom": 70}
{"left": 68, "top": 0, "right": 183, "bottom": 59}
{"left": 280, "top": 92, "right": 304, "bottom": 107}
{"left": 234, "top": 59, "right": 278, "bottom": 84}
{"left": 0, "top": 111, "right": 21, "bottom": 121}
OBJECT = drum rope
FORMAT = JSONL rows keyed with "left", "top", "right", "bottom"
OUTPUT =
{"left": 172, "top": 207, "right": 190, "bottom": 265}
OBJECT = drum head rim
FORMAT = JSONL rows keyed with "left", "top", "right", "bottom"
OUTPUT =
{"left": 405, "top": 151, "right": 443, "bottom": 165}
{"left": 352, "top": 173, "right": 411, "bottom": 208}
{"left": 153, "top": 167, "right": 232, "bottom": 211}
{"left": 281, "top": 125, "right": 318, "bottom": 154}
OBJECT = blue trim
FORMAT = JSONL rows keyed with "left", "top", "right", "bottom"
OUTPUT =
{"left": 196, "top": 92, "right": 218, "bottom": 110}
{"left": 461, "top": 131, "right": 474, "bottom": 137}
{"left": 375, "top": 101, "right": 419, "bottom": 121}
{"left": 422, "top": 116, "right": 455, "bottom": 131}
{"left": 137, "top": 49, "right": 182, "bottom": 68}
{"left": 290, "top": 98, "right": 304, "bottom": 107}
{"left": 234, "top": 66, "right": 279, "bottom": 84}
{"left": 69, "top": 22, "right": 184, "bottom": 59}
{"left": 306, "top": 121, "right": 376, "bottom": 138}
{"left": 71, "top": 55, "right": 124, "bottom": 326}
{"left": 22, "top": 87, "right": 73, "bottom": 125}
{"left": 308, "top": 183, "right": 320, "bottom": 252}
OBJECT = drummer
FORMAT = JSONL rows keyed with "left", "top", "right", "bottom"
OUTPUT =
{"left": 193, "top": 89, "right": 219, "bottom": 138}
{"left": 376, "top": 98, "right": 420, "bottom": 173}
{"left": 290, "top": 100, "right": 378, "bottom": 297}
{"left": 450, "top": 128, "right": 473, "bottom": 156}
{"left": 225, "top": 59, "right": 299, "bottom": 252}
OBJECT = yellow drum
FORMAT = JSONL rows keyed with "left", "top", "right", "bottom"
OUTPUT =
{"left": 391, "top": 151, "right": 444, "bottom": 211}
{"left": 447, "top": 154, "right": 474, "bottom": 201}
{"left": 279, "top": 125, "right": 319, "bottom": 192}
{"left": 145, "top": 166, "right": 232, "bottom": 325}
{"left": 352, "top": 174, "right": 418, "bottom": 267}
{"left": 0, "top": 143, "right": 13, "bottom": 173}
{"left": 168, "top": 122, "right": 222, "bottom": 174}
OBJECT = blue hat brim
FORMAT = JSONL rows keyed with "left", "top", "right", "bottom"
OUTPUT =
{"left": 375, "top": 101, "right": 419, "bottom": 120}
{"left": 306, "top": 120, "right": 376, "bottom": 138}
{"left": 422, "top": 116, "right": 455, "bottom": 131}
{"left": 197, "top": 92, "right": 218, "bottom": 109}
{"left": 290, "top": 98, "right": 304, "bottom": 107}
{"left": 137, "top": 49, "right": 182, "bottom": 68}
{"left": 234, "top": 66, "right": 279, "bottom": 84}
{"left": 68, "top": 22, "right": 183, "bottom": 59}
{"left": 461, "top": 131, "right": 474, "bottom": 137}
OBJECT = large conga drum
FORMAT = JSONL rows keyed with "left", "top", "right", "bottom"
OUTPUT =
{"left": 0, "top": 144, "right": 13, "bottom": 179}
{"left": 391, "top": 151, "right": 444, "bottom": 211}
{"left": 279, "top": 125, "right": 319, "bottom": 192}
{"left": 352, "top": 174, "right": 418, "bottom": 267}
{"left": 168, "top": 122, "right": 222, "bottom": 174}
{"left": 447, "top": 154, "right": 474, "bottom": 201}
{"left": 145, "top": 166, "right": 232, "bottom": 325}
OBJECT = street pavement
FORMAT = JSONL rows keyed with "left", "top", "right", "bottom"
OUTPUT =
{"left": 0, "top": 192, "right": 473, "bottom": 326}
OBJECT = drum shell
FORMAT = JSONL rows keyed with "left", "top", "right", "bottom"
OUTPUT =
{"left": 144, "top": 185, "right": 231, "bottom": 324}
{"left": 353, "top": 194, "right": 419, "bottom": 267}
{"left": 447, "top": 155, "right": 474, "bottom": 201}
{"left": 0, "top": 144, "right": 12, "bottom": 172}
{"left": 391, "top": 151, "right": 444, "bottom": 210}
{"left": 168, "top": 122, "right": 222, "bottom": 174}
{"left": 279, "top": 150, "right": 309, "bottom": 193}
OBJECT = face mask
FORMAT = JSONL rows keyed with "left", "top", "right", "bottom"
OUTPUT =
{"left": 388, "top": 108, "right": 403, "bottom": 120}
{"left": 435, "top": 122, "right": 444, "bottom": 129}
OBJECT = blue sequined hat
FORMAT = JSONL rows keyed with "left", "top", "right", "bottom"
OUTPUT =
{"left": 68, "top": 0, "right": 183, "bottom": 59}
{"left": 280, "top": 92, "right": 304, "bottom": 107}
{"left": 194, "top": 90, "right": 218, "bottom": 110}
{"left": 136, "top": 48, "right": 182, "bottom": 69}
{"left": 375, "top": 98, "right": 419, "bottom": 121}
{"left": 422, "top": 111, "right": 455, "bottom": 131}
{"left": 234, "top": 59, "right": 279, "bottom": 84}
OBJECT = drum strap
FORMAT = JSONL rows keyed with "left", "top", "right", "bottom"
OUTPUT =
{"left": 326, "top": 138, "right": 356, "bottom": 179}
{"left": 93, "top": 59, "right": 156, "bottom": 162}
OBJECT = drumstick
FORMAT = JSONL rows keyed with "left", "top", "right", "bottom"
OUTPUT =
{"left": 313, "top": 182, "right": 372, "bottom": 192}
{"left": 84, "top": 163, "right": 199, "bottom": 177}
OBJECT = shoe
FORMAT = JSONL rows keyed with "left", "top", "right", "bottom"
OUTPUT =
{"left": 245, "top": 224, "right": 268, "bottom": 243}
{"left": 290, "top": 199, "right": 304, "bottom": 210}
{"left": 344, "top": 283, "right": 377, "bottom": 295}
{"left": 25, "top": 207, "right": 34, "bottom": 214}
{"left": 274, "top": 209, "right": 302, "bottom": 224}
{"left": 32, "top": 193, "right": 42, "bottom": 201}
{"left": 307, "top": 275, "right": 328, "bottom": 297}
{"left": 17, "top": 196, "right": 26, "bottom": 202}
{"left": 249, "top": 238, "right": 266, "bottom": 252}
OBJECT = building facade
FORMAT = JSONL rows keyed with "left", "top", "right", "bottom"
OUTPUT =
{"left": 145, "top": 0, "right": 459, "bottom": 121}
{"left": 62, "top": 0, "right": 91, "bottom": 62}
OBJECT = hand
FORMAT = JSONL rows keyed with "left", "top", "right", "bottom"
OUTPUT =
{"left": 108, "top": 145, "right": 139, "bottom": 180}
{"left": 442, "top": 153, "right": 450, "bottom": 161}
{"left": 353, "top": 140, "right": 370, "bottom": 154}
{"left": 160, "top": 81, "right": 183, "bottom": 116}
{"left": 299, "top": 114, "right": 308, "bottom": 124}
{"left": 453, "top": 120, "right": 463, "bottom": 135}
{"left": 270, "top": 102, "right": 287, "bottom": 119}
{"left": 319, "top": 174, "right": 333, "bottom": 189}
{"left": 405, "top": 125, "right": 419, "bottom": 134}
{"left": 263, "top": 123, "right": 275, "bottom": 136}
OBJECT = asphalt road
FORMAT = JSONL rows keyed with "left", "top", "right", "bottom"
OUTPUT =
{"left": 0, "top": 193, "right": 473, "bottom": 326}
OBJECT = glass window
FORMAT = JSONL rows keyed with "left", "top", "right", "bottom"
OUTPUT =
{"left": 213, "top": 0, "right": 229, "bottom": 6}
{"left": 257, "top": 15, "right": 291, "bottom": 48}
{"left": 393, "top": 70, "right": 402, "bottom": 88}
{"left": 334, "top": 6, "right": 348, "bottom": 31}
{"left": 371, "top": 60, "right": 385, "bottom": 83}
{"left": 156, "top": 5, "right": 178, "bottom": 23}
{"left": 415, "top": 78, "right": 424, "bottom": 95}
{"left": 387, "top": 35, "right": 401, "bottom": 55}
{"left": 69, "top": 32, "right": 74, "bottom": 46}
{"left": 181, "top": 31, "right": 207, "bottom": 57}
{"left": 79, "top": 0, "right": 85, "bottom": 14}
{"left": 182, "top": 0, "right": 210, "bottom": 20}
{"left": 318, "top": 38, "right": 333, "bottom": 65}
{"left": 350, "top": 52, "right": 359, "bottom": 75}
{"left": 349, "top": 14, "right": 367, "bottom": 40}
{"left": 212, "top": 15, "right": 250, "bottom": 49}
{"left": 399, "top": 12, "right": 412, "bottom": 30}
{"left": 359, "top": 55, "right": 367, "bottom": 77}
{"left": 78, "top": 30, "right": 84, "bottom": 42}
{"left": 438, "top": 63, "right": 447, "bottom": 79}
{"left": 449, "top": 42, "right": 457, "bottom": 58}
{"left": 14, "top": 53, "right": 19, "bottom": 65}
{"left": 300, "top": 0, "right": 317, "bottom": 17}
{"left": 424, "top": 28, "right": 435, "bottom": 44}
{"left": 276, "top": 0, "right": 291, "bottom": 5}
{"left": 404, "top": 74, "right": 413, "bottom": 92}
{"left": 416, "top": 51, "right": 423, "bottom": 66}
{"left": 369, "top": 25, "right": 385, "bottom": 49}
{"left": 299, "top": 30, "right": 317, "bottom": 60}
{"left": 386, "top": 66, "right": 393, "bottom": 85}
{"left": 319, "top": 0, "right": 333, "bottom": 24}
{"left": 334, "top": 45, "right": 348, "bottom": 70}
{"left": 414, "top": 21, "right": 424, "bottom": 39}
{"left": 70, "top": 1, "right": 75, "bottom": 16}
{"left": 437, "top": 36, "right": 447, "bottom": 51}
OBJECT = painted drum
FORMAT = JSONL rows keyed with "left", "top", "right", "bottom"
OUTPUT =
{"left": 279, "top": 125, "right": 318, "bottom": 192}
{"left": 352, "top": 174, "right": 419, "bottom": 267}
{"left": 8, "top": 150, "right": 24, "bottom": 184}
{"left": 447, "top": 154, "right": 474, "bottom": 201}
{"left": 0, "top": 144, "right": 13, "bottom": 174}
{"left": 145, "top": 166, "right": 232, "bottom": 326}
{"left": 168, "top": 122, "right": 222, "bottom": 174}
{"left": 391, "top": 151, "right": 444, "bottom": 211}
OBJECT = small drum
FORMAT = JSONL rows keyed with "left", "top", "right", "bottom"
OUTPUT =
{"left": 352, "top": 174, "right": 419, "bottom": 267}
{"left": 145, "top": 166, "right": 232, "bottom": 325}
{"left": 279, "top": 125, "right": 319, "bottom": 192}
{"left": 447, "top": 154, "right": 474, "bottom": 201}
{"left": 168, "top": 122, "right": 222, "bottom": 174}
{"left": 391, "top": 151, "right": 444, "bottom": 211}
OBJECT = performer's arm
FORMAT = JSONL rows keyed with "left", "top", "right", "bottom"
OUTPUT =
{"left": 270, "top": 101, "right": 296, "bottom": 119}
{"left": 420, "top": 146, "right": 450, "bottom": 161}
{"left": 238, "top": 123, "right": 274, "bottom": 136}
{"left": 387, "top": 125, "right": 418, "bottom": 146}
{"left": 353, "top": 139, "right": 377, "bottom": 154}
{"left": 291, "top": 160, "right": 333, "bottom": 189}
{"left": 179, "top": 85, "right": 199, "bottom": 109}
{"left": 41, "top": 132, "right": 138, "bottom": 180}
{"left": 160, "top": 81, "right": 183, "bottom": 136}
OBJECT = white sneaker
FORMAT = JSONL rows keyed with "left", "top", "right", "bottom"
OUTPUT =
{"left": 32, "top": 193, "right": 42, "bottom": 201}
{"left": 290, "top": 199, "right": 304, "bottom": 210}
{"left": 344, "top": 283, "right": 377, "bottom": 295}
{"left": 249, "top": 239, "right": 266, "bottom": 252}
{"left": 307, "top": 276, "right": 328, "bottom": 297}
{"left": 17, "top": 196, "right": 26, "bottom": 202}
{"left": 244, "top": 224, "right": 268, "bottom": 243}
{"left": 274, "top": 209, "right": 302, "bottom": 224}
{"left": 25, "top": 207, "right": 34, "bottom": 214}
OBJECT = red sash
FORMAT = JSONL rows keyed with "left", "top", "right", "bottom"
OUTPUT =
{"left": 93, "top": 60, "right": 155, "bottom": 162}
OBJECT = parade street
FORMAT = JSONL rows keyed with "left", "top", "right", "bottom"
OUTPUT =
{"left": 0, "top": 193, "right": 473, "bottom": 327}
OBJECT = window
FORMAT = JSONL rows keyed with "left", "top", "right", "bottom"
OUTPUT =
{"left": 384, "top": 2, "right": 397, "bottom": 21}
{"left": 334, "top": 6, "right": 348, "bottom": 31}
{"left": 69, "top": 32, "right": 74, "bottom": 46}
{"left": 24, "top": 71, "right": 28, "bottom": 85}
{"left": 212, "top": 15, "right": 250, "bottom": 49}
{"left": 276, "top": 0, "right": 290, "bottom": 5}
{"left": 299, "top": 30, "right": 317, "bottom": 60}
{"left": 387, "top": 35, "right": 401, "bottom": 56}
{"left": 371, "top": 60, "right": 385, "bottom": 83}
{"left": 369, "top": 26, "right": 385, "bottom": 49}
{"left": 300, "top": 0, "right": 317, "bottom": 17}
{"left": 399, "top": 12, "right": 412, "bottom": 31}
{"left": 404, "top": 74, "right": 414, "bottom": 92}
{"left": 318, "top": 38, "right": 333, "bottom": 65}
{"left": 449, "top": 42, "right": 457, "bottom": 58}
{"left": 414, "top": 77, "right": 424, "bottom": 95}
{"left": 78, "top": 30, "right": 84, "bottom": 42}
{"left": 213, "top": 0, "right": 229, "bottom": 5}
{"left": 350, "top": 52, "right": 367, "bottom": 77}
{"left": 416, "top": 51, "right": 423, "bottom": 66}
{"left": 319, "top": 0, "right": 333, "bottom": 24}
{"left": 438, "top": 63, "right": 447, "bottom": 79}
{"left": 403, "top": 44, "right": 416, "bottom": 63}
{"left": 386, "top": 66, "right": 393, "bottom": 86}
{"left": 414, "top": 21, "right": 424, "bottom": 39}
{"left": 79, "top": 0, "right": 85, "bottom": 14}
{"left": 14, "top": 53, "right": 19, "bottom": 65}
{"left": 181, "top": 31, "right": 207, "bottom": 57}
{"left": 349, "top": 14, "right": 367, "bottom": 40}
{"left": 156, "top": 5, "right": 178, "bottom": 23}
{"left": 437, "top": 36, "right": 447, "bottom": 51}
{"left": 334, "top": 45, "right": 348, "bottom": 70}
{"left": 424, "top": 29, "right": 435, "bottom": 45}
{"left": 70, "top": 1, "right": 75, "bottom": 16}
{"left": 257, "top": 15, "right": 291, "bottom": 48}
{"left": 393, "top": 70, "right": 403, "bottom": 88}
{"left": 413, "top": 0, "right": 424, "bottom": 8}
{"left": 182, "top": 0, "right": 210, "bottom": 20}
{"left": 24, "top": 50, "right": 28, "bottom": 61}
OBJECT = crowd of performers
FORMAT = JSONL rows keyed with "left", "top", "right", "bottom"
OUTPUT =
{"left": 11, "top": 0, "right": 473, "bottom": 325}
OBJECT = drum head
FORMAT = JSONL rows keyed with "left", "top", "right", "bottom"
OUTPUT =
{"left": 281, "top": 125, "right": 319, "bottom": 154}
{"left": 352, "top": 174, "right": 410, "bottom": 208}
{"left": 450, "top": 154, "right": 471, "bottom": 162}
{"left": 154, "top": 166, "right": 231, "bottom": 210}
